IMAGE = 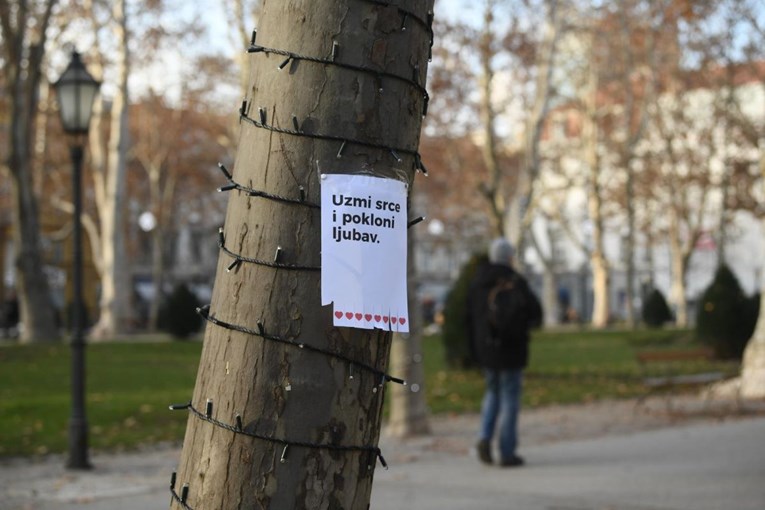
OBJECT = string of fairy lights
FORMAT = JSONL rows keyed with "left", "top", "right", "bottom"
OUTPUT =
{"left": 237, "top": 101, "right": 429, "bottom": 174}
{"left": 194, "top": 304, "right": 406, "bottom": 386}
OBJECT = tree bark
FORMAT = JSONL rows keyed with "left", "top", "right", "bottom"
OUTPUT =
{"left": 624, "top": 163, "right": 636, "bottom": 327}
{"left": 9, "top": 151, "right": 60, "bottom": 343}
{"left": 514, "top": 0, "right": 560, "bottom": 252}
{"left": 477, "top": 1, "right": 505, "bottom": 237}
{"left": 388, "top": 332, "right": 430, "bottom": 437}
{"left": 656, "top": 110, "right": 708, "bottom": 329}
{"left": 172, "top": 1, "right": 433, "bottom": 508}
{"left": 583, "top": 38, "right": 609, "bottom": 328}
{"left": 148, "top": 223, "right": 165, "bottom": 331}
{"left": 387, "top": 227, "right": 429, "bottom": 437}
{"left": 89, "top": 0, "right": 132, "bottom": 339}
{"left": 717, "top": 3, "right": 764, "bottom": 397}
{"left": 740, "top": 215, "right": 765, "bottom": 399}
{"left": 1, "top": 0, "right": 61, "bottom": 343}
{"left": 616, "top": 3, "right": 654, "bottom": 329}
{"left": 667, "top": 209, "right": 689, "bottom": 327}
{"left": 528, "top": 225, "right": 559, "bottom": 326}
{"left": 740, "top": 150, "right": 765, "bottom": 399}
{"left": 590, "top": 243, "right": 610, "bottom": 328}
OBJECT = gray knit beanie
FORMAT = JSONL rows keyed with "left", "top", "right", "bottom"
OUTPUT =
{"left": 488, "top": 237, "right": 514, "bottom": 265}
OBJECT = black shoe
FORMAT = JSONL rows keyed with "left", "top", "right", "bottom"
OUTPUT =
{"left": 476, "top": 439, "right": 493, "bottom": 465}
{"left": 500, "top": 455, "right": 525, "bottom": 467}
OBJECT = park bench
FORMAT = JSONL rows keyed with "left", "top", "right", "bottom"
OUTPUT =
{"left": 635, "top": 347, "right": 726, "bottom": 409}
{"left": 635, "top": 347, "right": 714, "bottom": 365}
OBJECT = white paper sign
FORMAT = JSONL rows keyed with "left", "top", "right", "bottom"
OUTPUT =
{"left": 321, "top": 174, "right": 409, "bottom": 332}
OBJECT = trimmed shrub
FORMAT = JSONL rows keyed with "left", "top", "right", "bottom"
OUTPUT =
{"left": 695, "top": 265, "right": 755, "bottom": 359}
{"left": 641, "top": 288, "right": 673, "bottom": 328}
{"left": 158, "top": 283, "right": 202, "bottom": 339}
{"left": 441, "top": 253, "right": 487, "bottom": 369}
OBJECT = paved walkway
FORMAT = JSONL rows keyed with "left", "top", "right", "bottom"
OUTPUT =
{"left": 2, "top": 395, "right": 764, "bottom": 510}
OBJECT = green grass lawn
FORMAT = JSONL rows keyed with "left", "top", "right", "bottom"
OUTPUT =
{"left": 0, "top": 329, "right": 739, "bottom": 457}
{"left": 0, "top": 341, "right": 201, "bottom": 457}
{"left": 423, "top": 328, "right": 739, "bottom": 414}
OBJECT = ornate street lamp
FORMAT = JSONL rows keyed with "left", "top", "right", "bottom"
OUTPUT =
{"left": 53, "top": 50, "right": 100, "bottom": 470}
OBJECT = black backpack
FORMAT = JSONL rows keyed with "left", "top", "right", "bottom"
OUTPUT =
{"left": 487, "top": 274, "right": 527, "bottom": 340}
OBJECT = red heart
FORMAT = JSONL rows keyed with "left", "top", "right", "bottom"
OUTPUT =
{"left": 374, "top": 315, "right": 382, "bottom": 322}
{"left": 382, "top": 316, "right": 389, "bottom": 323}
{"left": 335, "top": 311, "right": 343, "bottom": 319}
{"left": 355, "top": 313, "right": 362, "bottom": 320}
{"left": 365, "top": 314, "right": 372, "bottom": 321}
{"left": 399, "top": 318, "right": 406, "bottom": 325}
{"left": 392, "top": 317, "right": 398, "bottom": 324}
{"left": 345, "top": 312, "right": 353, "bottom": 319}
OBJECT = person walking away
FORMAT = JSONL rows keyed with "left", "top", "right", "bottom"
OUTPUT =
{"left": 467, "top": 238, "right": 542, "bottom": 467}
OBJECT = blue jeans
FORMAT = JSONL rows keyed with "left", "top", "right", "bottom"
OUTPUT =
{"left": 479, "top": 369, "right": 523, "bottom": 461}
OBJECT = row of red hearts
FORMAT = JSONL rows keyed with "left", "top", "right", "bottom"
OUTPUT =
{"left": 334, "top": 311, "right": 407, "bottom": 325}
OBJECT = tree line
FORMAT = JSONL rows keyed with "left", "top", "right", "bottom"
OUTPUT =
{"left": 419, "top": 0, "right": 763, "bottom": 331}
{"left": 0, "top": 0, "right": 256, "bottom": 343}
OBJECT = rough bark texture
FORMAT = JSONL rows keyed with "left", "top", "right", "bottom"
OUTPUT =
{"left": 172, "top": 1, "right": 433, "bottom": 508}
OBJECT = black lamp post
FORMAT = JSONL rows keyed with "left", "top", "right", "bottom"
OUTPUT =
{"left": 53, "top": 50, "right": 100, "bottom": 470}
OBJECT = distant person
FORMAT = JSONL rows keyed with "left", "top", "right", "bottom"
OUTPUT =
{"left": 467, "top": 238, "right": 542, "bottom": 467}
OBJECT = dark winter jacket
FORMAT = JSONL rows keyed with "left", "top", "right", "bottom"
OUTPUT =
{"left": 466, "top": 262, "right": 542, "bottom": 370}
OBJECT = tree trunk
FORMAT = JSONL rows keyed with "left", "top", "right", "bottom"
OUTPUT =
{"left": 477, "top": 1, "right": 505, "bottom": 237}
{"left": 667, "top": 210, "right": 689, "bottom": 327}
{"left": 147, "top": 158, "right": 166, "bottom": 332}
{"left": 541, "top": 264, "right": 558, "bottom": 327}
{"left": 615, "top": 5, "right": 652, "bottom": 330}
{"left": 231, "top": 0, "right": 261, "bottom": 100}
{"left": 515, "top": 0, "right": 560, "bottom": 252}
{"left": 668, "top": 248, "right": 688, "bottom": 327}
{"left": 148, "top": 223, "right": 164, "bottom": 331}
{"left": 2, "top": 1, "right": 61, "bottom": 343}
{"left": 10, "top": 156, "right": 60, "bottom": 343}
{"left": 0, "top": 225, "right": 5, "bottom": 304}
{"left": 624, "top": 165, "right": 636, "bottom": 328}
{"left": 89, "top": 0, "right": 131, "bottom": 339}
{"left": 740, "top": 273, "right": 765, "bottom": 399}
{"left": 387, "top": 227, "right": 429, "bottom": 437}
{"left": 529, "top": 226, "right": 559, "bottom": 327}
{"left": 739, "top": 152, "right": 765, "bottom": 399}
{"left": 590, "top": 248, "right": 610, "bottom": 328}
{"left": 583, "top": 41, "right": 609, "bottom": 329}
{"left": 505, "top": 0, "right": 560, "bottom": 255}
{"left": 172, "top": 1, "right": 434, "bottom": 508}
{"left": 388, "top": 332, "right": 430, "bottom": 437}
